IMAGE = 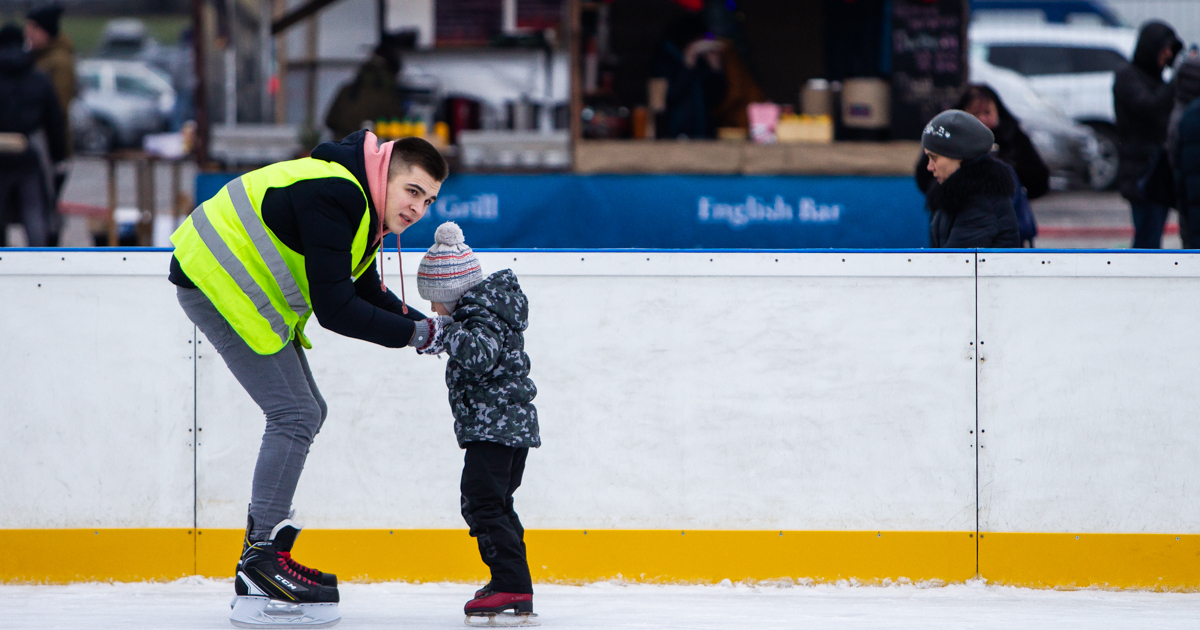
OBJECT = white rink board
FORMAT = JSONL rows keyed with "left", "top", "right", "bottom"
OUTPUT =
{"left": 0, "top": 252, "right": 195, "bottom": 528}
{"left": 9, "top": 250, "right": 1200, "bottom": 536}
{"left": 197, "top": 251, "right": 978, "bottom": 531}
{"left": 977, "top": 252, "right": 1200, "bottom": 534}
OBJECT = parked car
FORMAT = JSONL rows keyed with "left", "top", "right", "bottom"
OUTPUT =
{"left": 969, "top": 57, "right": 1109, "bottom": 190}
{"left": 72, "top": 59, "right": 176, "bottom": 154}
{"left": 969, "top": 23, "right": 1136, "bottom": 189}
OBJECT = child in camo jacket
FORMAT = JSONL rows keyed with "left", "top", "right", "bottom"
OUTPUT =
{"left": 416, "top": 221, "right": 540, "bottom": 620}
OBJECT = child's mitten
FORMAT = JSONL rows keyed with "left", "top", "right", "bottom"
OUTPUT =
{"left": 410, "top": 315, "right": 454, "bottom": 354}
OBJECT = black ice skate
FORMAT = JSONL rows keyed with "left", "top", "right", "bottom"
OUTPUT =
{"left": 464, "top": 590, "right": 538, "bottom": 627}
{"left": 230, "top": 518, "right": 340, "bottom": 628}
{"left": 265, "top": 520, "right": 337, "bottom": 587}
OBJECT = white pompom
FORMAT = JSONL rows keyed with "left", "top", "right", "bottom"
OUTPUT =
{"left": 434, "top": 221, "right": 465, "bottom": 246}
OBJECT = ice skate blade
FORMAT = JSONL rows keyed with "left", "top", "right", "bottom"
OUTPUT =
{"left": 465, "top": 612, "right": 539, "bottom": 627}
{"left": 230, "top": 596, "right": 341, "bottom": 629}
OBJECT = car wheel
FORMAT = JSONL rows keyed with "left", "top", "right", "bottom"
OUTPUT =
{"left": 1084, "top": 123, "right": 1119, "bottom": 191}
{"left": 78, "top": 119, "right": 116, "bottom": 155}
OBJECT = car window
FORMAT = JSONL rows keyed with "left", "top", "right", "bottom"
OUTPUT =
{"left": 988, "top": 45, "right": 1126, "bottom": 75}
{"left": 79, "top": 72, "right": 100, "bottom": 91}
{"left": 115, "top": 74, "right": 160, "bottom": 99}
{"left": 1071, "top": 47, "right": 1126, "bottom": 73}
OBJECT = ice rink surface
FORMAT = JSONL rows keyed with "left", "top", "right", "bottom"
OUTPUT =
{"left": 3, "top": 578, "right": 1199, "bottom": 630}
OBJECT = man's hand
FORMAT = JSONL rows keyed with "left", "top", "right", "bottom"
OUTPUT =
{"left": 409, "top": 315, "right": 454, "bottom": 355}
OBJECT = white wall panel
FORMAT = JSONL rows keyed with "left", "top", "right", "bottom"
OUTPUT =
{"left": 0, "top": 252, "right": 194, "bottom": 528}
{"left": 977, "top": 252, "right": 1200, "bottom": 534}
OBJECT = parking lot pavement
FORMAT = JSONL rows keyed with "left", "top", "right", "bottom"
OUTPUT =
{"left": 1031, "top": 190, "right": 1182, "bottom": 249}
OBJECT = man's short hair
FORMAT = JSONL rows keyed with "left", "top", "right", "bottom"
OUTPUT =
{"left": 389, "top": 136, "right": 448, "bottom": 182}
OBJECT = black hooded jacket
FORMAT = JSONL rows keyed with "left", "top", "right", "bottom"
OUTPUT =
{"left": 169, "top": 129, "right": 426, "bottom": 348}
{"left": 0, "top": 44, "right": 65, "bottom": 167}
{"left": 915, "top": 85, "right": 1050, "bottom": 200}
{"left": 1113, "top": 21, "right": 1181, "bottom": 201}
{"left": 927, "top": 155, "right": 1020, "bottom": 248}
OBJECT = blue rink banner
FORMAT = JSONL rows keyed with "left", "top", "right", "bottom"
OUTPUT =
{"left": 392, "top": 174, "right": 929, "bottom": 249}
{"left": 199, "top": 172, "right": 929, "bottom": 249}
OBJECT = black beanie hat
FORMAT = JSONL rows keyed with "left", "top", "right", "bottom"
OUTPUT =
{"left": 0, "top": 23, "right": 22, "bottom": 47}
{"left": 921, "top": 109, "right": 995, "bottom": 161}
{"left": 27, "top": 5, "right": 63, "bottom": 38}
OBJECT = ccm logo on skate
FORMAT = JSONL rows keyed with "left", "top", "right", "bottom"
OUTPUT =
{"left": 274, "top": 575, "right": 298, "bottom": 590}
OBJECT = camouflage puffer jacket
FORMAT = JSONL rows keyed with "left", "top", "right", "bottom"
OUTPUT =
{"left": 444, "top": 269, "right": 540, "bottom": 448}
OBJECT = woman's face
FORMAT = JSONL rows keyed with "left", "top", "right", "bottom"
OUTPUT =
{"left": 965, "top": 97, "right": 1000, "bottom": 130}
{"left": 926, "top": 150, "right": 962, "bottom": 184}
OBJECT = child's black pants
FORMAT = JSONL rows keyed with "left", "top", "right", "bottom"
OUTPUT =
{"left": 461, "top": 441, "right": 532, "bottom": 594}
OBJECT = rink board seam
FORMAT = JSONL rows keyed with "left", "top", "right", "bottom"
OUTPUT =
{"left": 4, "top": 529, "right": 1200, "bottom": 589}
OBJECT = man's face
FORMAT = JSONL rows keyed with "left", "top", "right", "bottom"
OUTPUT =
{"left": 384, "top": 164, "right": 441, "bottom": 235}
{"left": 24, "top": 21, "right": 50, "bottom": 51}
{"left": 1159, "top": 45, "right": 1177, "bottom": 69}
{"left": 926, "top": 150, "right": 962, "bottom": 184}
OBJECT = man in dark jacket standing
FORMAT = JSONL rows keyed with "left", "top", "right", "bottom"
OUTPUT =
{"left": 1114, "top": 21, "right": 1181, "bottom": 249}
{"left": 922, "top": 109, "right": 1020, "bottom": 248}
{"left": 0, "top": 23, "right": 65, "bottom": 247}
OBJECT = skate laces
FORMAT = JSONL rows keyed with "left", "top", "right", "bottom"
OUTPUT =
{"left": 279, "top": 551, "right": 319, "bottom": 578}
{"left": 276, "top": 551, "right": 319, "bottom": 586}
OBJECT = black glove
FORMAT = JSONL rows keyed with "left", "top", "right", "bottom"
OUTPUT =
{"left": 409, "top": 316, "right": 453, "bottom": 355}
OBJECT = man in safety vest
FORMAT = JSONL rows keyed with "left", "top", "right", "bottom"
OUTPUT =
{"left": 169, "top": 130, "right": 449, "bottom": 625}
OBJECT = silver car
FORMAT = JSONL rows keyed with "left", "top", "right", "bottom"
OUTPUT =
{"left": 72, "top": 59, "right": 176, "bottom": 154}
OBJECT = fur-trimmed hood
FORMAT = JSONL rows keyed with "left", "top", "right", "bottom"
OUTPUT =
{"left": 926, "top": 155, "right": 1015, "bottom": 216}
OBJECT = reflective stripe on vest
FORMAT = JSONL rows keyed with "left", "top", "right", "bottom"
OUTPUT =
{"left": 225, "top": 178, "right": 310, "bottom": 323}
{"left": 171, "top": 158, "right": 375, "bottom": 355}
{"left": 190, "top": 199, "right": 292, "bottom": 346}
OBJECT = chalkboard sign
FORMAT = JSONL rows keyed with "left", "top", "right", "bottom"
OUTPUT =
{"left": 890, "top": 0, "right": 968, "bottom": 140}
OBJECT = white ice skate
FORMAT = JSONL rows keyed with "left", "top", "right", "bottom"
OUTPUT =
{"left": 464, "top": 611, "right": 539, "bottom": 627}
{"left": 230, "top": 595, "right": 341, "bottom": 629}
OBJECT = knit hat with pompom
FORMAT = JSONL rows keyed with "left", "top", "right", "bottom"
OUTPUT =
{"left": 417, "top": 222, "right": 484, "bottom": 304}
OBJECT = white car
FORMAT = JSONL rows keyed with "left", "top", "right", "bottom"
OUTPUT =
{"left": 73, "top": 59, "right": 177, "bottom": 154}
{"left": 969, "top": 23, "right": 1137, "bottom": 188}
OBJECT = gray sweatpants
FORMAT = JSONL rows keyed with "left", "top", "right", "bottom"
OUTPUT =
{"left": 177, "top": 286, "right": 328, "bottom": 541}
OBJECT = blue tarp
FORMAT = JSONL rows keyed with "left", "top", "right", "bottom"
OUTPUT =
{"left": 197, "top": 173, "right": 930, "bottom": 250}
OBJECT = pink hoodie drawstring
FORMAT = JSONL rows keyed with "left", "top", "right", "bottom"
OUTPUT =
{"left": 377, "top": 236, "right": 408, "bottom": 315}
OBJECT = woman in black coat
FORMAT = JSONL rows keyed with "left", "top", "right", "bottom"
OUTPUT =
{"left": 922, "top": 110, "right": 1021, "bottom": 248}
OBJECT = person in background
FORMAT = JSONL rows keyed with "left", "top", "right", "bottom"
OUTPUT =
{"left": 25, "top": 4, "right": 75, "bottom": 245}
{"left": 325, "top": 33, "right": 406, "bottom": 141}
{"left": 1169, "top": 52, "right": 1200, "bottom": 249}
{"left": 916, "top": 84, "right": 1048, "bottom": 246}
{"left": 0, "top": 23, "right": 65, "bottom": 247}
{"left": 922, "top": 110, "right": 1020, "bottom": 248}
{"left": 1114, "top": 20, "right": 1181, "bottom": 249}
{"left": 652, "top": 15, "right": 765, "bottom": 139}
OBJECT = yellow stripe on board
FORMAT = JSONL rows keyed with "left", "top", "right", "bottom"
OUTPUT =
{"left": 6, "top": 529, "right": 1200, "bottom": 589}
{"left": 0, "top": 529, "right": 195, "bottom": 582}
{"left": 6, "top": 529, "right": 975, "bottom": 584}
{"left": 980, "top": 533, "right": 1200, "bottom": 591}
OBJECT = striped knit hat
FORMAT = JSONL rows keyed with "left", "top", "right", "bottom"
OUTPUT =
{"left": 417, "top": 222, "right": 483, "bottom": 304}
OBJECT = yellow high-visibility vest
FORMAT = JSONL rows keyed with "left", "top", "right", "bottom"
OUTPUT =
{"left": 171, "top": 158, "right": 378, "bottom": 355}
